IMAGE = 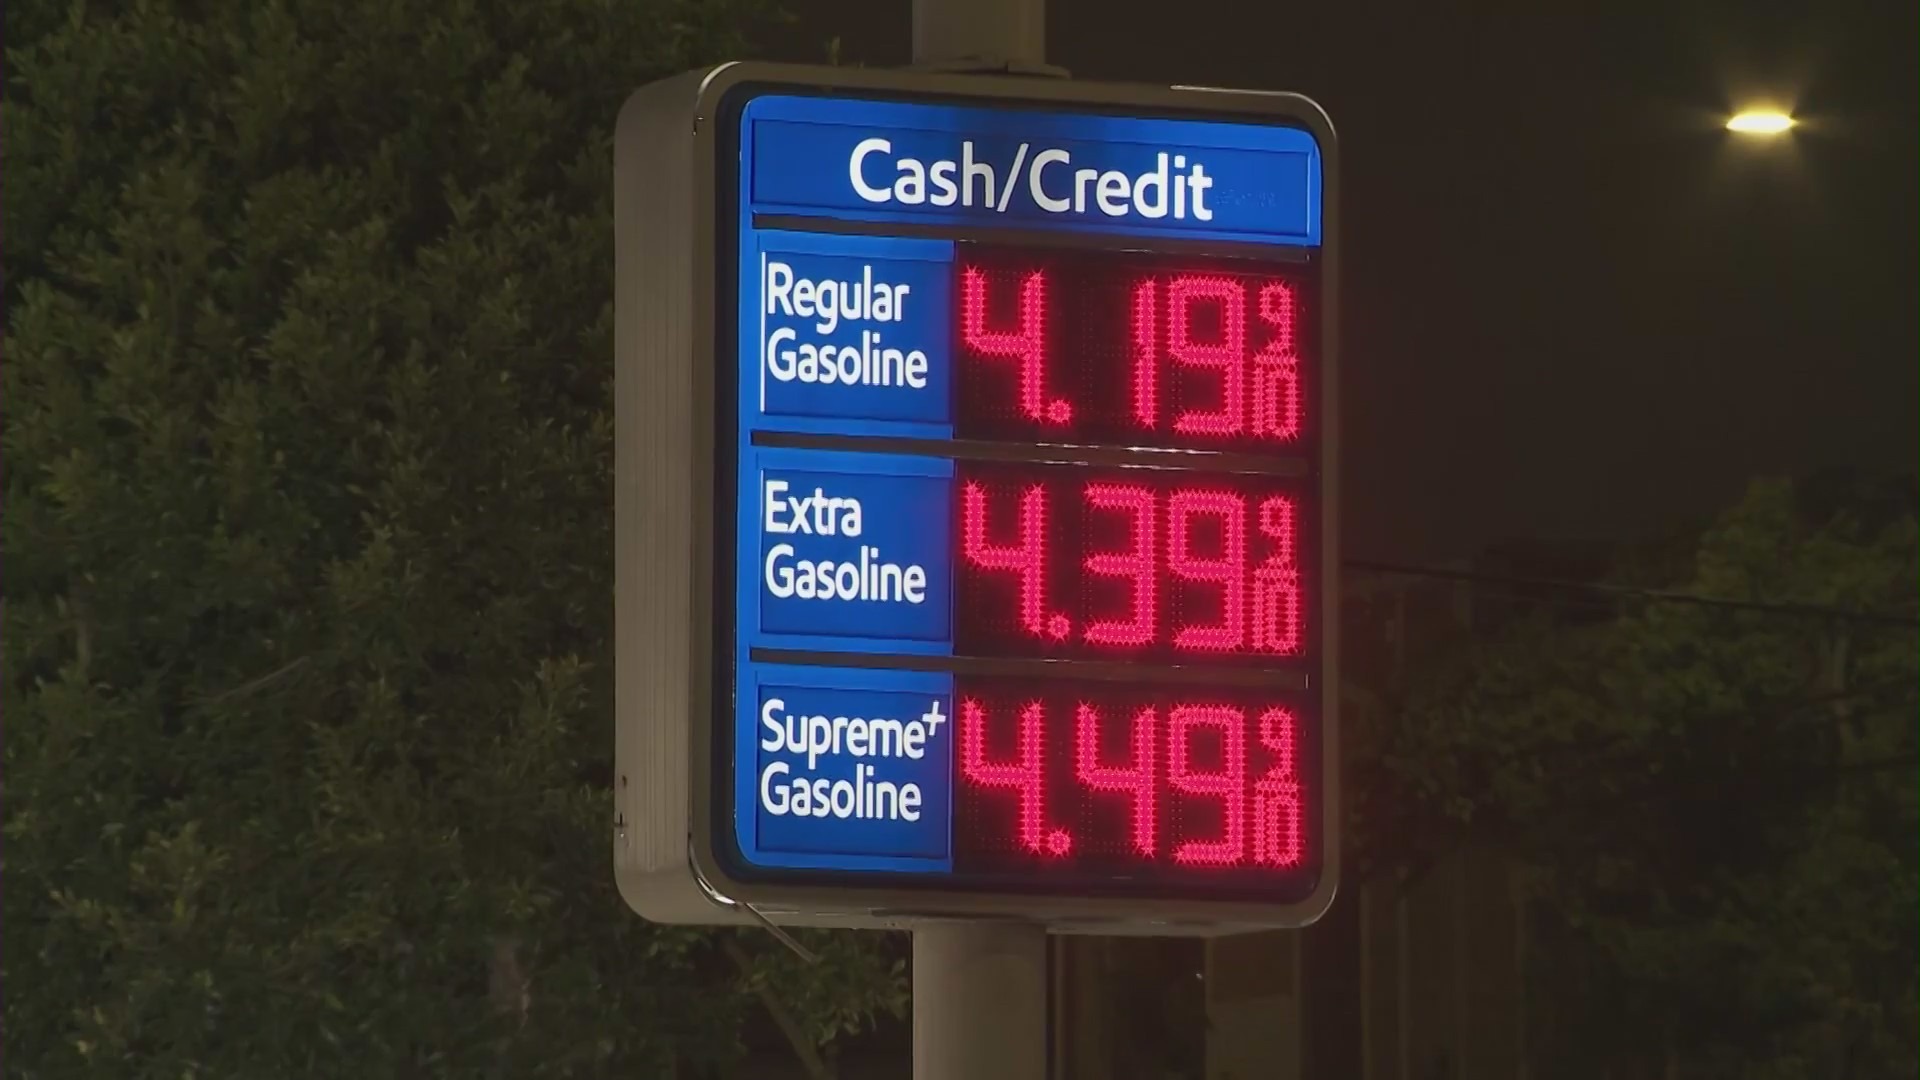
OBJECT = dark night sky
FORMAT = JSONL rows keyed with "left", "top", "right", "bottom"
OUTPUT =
{"left": 763, "top": 0, "right": 1918, "bottom": 560}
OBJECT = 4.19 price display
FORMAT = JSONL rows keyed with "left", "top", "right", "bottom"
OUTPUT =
{"left": 955, "top": 247, "right": 1315, "bottom": 450}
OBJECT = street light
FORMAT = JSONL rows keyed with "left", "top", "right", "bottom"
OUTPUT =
{"left": 1726, "top": 110, "right": 1795, "bottom": 135}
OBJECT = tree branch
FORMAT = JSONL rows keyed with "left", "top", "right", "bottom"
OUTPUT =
{"left": 194, "top": 655, "right": 312, "bottom": 707}
{"left": 721, "top": 934, "right": 834, "bottom": 1080}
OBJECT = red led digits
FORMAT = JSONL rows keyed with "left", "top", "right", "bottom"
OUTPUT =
{"left": 956, "top": 250, "right": 1312, "bottom": 449}
{"left": 1075, "top": 703, "right": 1158, "bottom": 856}
{"left": 1251, "top": 496, "right": 1302, "bottom": 655}
{"left": 963, "top": 481, "right": 1070, "bottom": 640}
{"left": 955, "top": 685, "right": 1310, "bottom": 879}
{"left": 1253, "top": 707, "right": 1304, "bottom": 867}
{"left": 1083, "top": 484, "right": 1157, "bottom": 646}
{"left": 1166, "top": 706, "right": 1247, "bottom": 866}
{"left": 961, "top": 267, "right": 1072, "bottom": 425}
{"left": 1252, "top": 283, "right": 1301, "bottom": 440}
{"left": 962, "top": 698, "right": 1071, "bottom": 857}
{"left": 955, "top": 467, "right": 1307, "bottom": 660}
{"left": 1167, "top": 491, "right": 1248, "bottom": 651}
{"left": 1130, "top": 280, "right": 1157, "bottom": 429}
{"left": 1167, "top": 277, "right": 1247, "bottom": 436}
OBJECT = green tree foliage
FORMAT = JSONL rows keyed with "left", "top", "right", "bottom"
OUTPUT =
{"left": 2, "top": 0, "right": 905, "bottom": 1074}
{"left": 1361, "top": 476, "right": 1917, "bottom": 1079}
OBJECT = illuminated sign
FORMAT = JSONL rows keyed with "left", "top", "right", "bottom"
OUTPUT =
{"left": 616, "top": 66, "right": 1337, "bottom": 929}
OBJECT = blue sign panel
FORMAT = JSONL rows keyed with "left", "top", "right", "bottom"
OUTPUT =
{"left": 756, "top": 465, "right": 951, "bottom": 641}
{"left": 743, "top": 96, "right": 1323, "bottom": 246}
{"left": 753, "top": 682, "right": 954, "bottom": 860}
{"left": 752, "top": 231, "right": 954, "bottom": 425}
{"left": 725, "top": 88, "right": 1327, "bottom": 894}
{"left": 737, "top": 448, "right": 956, "bottom": 658}
{"left": 734, "top": 665, "right": 955, "bottom": 872}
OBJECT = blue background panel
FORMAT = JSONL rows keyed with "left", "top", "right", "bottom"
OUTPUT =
{"left": 723, "top": 90, "right": 1326, "bottom": 886}
{"left": 737, "top": 448, "right": 957, "bottom": 657}
{"left": 735, "top": 664, "right": 955, "bottom": 873}
{"left": 741, "top": 94, "right": 1322, "bottom": 247}
{"left": 750, "top": 232, "right": 954, "bottom": 425}
{"left": 753, "top": 684, "right": 954, "bottom": 860}
{"left": 756, "top": 465, "right": 952, "bottom": 641}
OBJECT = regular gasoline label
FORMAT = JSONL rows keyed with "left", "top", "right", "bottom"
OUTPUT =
{"left": 757, "top": 246, "right": 952, "bottom": 424}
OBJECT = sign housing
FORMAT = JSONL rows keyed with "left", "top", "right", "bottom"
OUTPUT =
{"left": 615, "top": 63, "right": 1338, "bottom": 933}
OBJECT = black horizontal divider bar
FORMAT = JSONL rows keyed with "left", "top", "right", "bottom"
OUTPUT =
{"left": 750, "top": 648, "right": 1315, "bottom": 692}
{"left": 753, "top": 213, "right": 1316, "bottom": 264}
{"left": 751, "top": 429, "right": 1312, "bottom": 477}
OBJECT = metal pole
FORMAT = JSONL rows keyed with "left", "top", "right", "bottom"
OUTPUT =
{"left": 913, "top": 922, "right": 1048, "bottom": 1080}
{"left": 910, "top": 4, "right": 1050, "bottom": 1079}
{"left": 912, "top": 0, "right": 1045, "bottom": 71}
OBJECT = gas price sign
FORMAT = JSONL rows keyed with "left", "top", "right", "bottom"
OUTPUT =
{"left": 616, "top": 66, "right": 1337, "bottom": 930}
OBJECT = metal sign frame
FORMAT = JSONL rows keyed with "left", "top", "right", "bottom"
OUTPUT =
{"left": 615, "top": 62, "right": 1339, "bottom": 933}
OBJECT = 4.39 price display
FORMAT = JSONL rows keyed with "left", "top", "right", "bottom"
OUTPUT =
{"left": 954, "top": 463, "right": 1307, "bottom": 662}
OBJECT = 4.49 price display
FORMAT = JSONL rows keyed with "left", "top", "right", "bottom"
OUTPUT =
{"left": 952, "top": 682, "right": 1315, "bottom": 888}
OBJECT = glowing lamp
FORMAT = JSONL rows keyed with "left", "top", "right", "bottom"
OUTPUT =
{"left": 1726, "top": 110, "right": 1795, "bottom": 135}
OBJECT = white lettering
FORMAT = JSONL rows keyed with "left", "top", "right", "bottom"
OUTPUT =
{"left": 763, "top": 479, "right": 790, "bottom": 533}
{"left": 849, "top": 138, "right": 892, "bottom": 202}
{"left": 961, "top": 140, "right": 995, "bottom": 207}
{"left": 1074, "top": 167, "right": 1098, "bottom": 213}
{"left": 757, "top": 762, "right": 925, "bottom": 822}
{"left": 894, "top": 157, "right": 926, "bottom": 204}
{"left": 766, "top": 261, "right": 794, "bottom": 313}
{"left": 1133, "top": 153, "right": 1169, "bottom": 219}
{"left": 760, "top": 760, "right": 791, "bottom": 813}
{"left": 762, "top": 482, "right": 864, "bottom": 537}
{"left": 1188, "top": 161, "right": 1214, "bottom": 221}
{"left": 761, "top": 264, "right": 935, "bottom": 394}
{"left": 759, "top": 704, "right": 938, "bottom": 766}
{"left": 929, "top": 160, "right": 959, "bottom": 206}
{"left": 1029, "top": 148, "right": 1071, "bottom": 212}
{"left": 842, "top": 134, "right": 1227, "bottom": 222}
{"left": 760, "top": 697, "right": 788, "bottom": 751}
{"left": 765, "top": 326, "right": 797, "bottom": 380}
{"left": 1095, "top": 169, "right": 1130, "bottom": 216}
{"left": 754, "top": 696, "right": 945, "bottom": 824}
{"left": 763, "top": 543, "right": 929, "bottom": 605}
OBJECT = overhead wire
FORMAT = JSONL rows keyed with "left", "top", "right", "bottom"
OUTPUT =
{"left": 1344, "top": 559, "right": 1919, "bottom": 629}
